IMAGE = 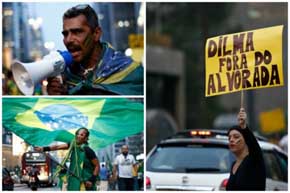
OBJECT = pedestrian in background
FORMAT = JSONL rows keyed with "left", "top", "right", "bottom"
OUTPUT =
{"left": 113, "top": 145, "right": 137, "bottom": 190}
{"left": 132, "top": 162, "right": 139, "bottom": 190}
{"left": 279, "top": 134, "right": 288, "bottom": 154}
{"left": 99, "top": 163, "right": 109, "bottom": 191}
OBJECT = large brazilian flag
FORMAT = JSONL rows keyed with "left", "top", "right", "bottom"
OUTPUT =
{"left": 3, "top": 98, "right": 143, "bottom": 150}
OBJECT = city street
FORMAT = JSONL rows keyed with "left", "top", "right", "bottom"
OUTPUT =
{"left": 14, "top": 183, "right": 59, "bottom": 191}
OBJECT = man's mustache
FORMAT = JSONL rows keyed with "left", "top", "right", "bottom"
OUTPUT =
{"left": 67, "top": 43, "right": 82, "bottom": 52}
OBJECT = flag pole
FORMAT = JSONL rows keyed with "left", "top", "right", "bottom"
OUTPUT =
{"left": 241, "top": 90, "right": 244, "bottom": 108}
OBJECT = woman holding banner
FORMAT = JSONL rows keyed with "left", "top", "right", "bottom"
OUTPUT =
{"left": 226, "top": 108, "right": 266, "bottom": 190}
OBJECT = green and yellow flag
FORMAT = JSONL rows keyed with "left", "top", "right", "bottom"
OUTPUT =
{"left": 3, "top": 98, "right": 143, "bottom": 150}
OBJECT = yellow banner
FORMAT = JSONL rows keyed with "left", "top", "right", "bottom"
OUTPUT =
{"left": 259, "top": 108, "right": 285, "bottom": 134}
{"left": 205, "top": 25, "right": 284, "bottom": 97}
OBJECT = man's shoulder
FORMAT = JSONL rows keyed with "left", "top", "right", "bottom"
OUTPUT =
{"left": 128, "top": 154, "right": 135, "bottom": 159}
{"left": 116, "top": 154, "right": 123, "bottom": 159}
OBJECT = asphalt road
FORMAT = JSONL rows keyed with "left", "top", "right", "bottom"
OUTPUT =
{"left": 14, "top": 183, "right": 60, "bottom": 191}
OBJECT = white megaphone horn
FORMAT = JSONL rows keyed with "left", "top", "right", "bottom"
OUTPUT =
{"left": 12, "top": 50, "right": 73, "bottom": 95}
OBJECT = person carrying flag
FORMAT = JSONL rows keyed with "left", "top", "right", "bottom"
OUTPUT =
{"left": 35, "top": 127, "right": 100, "bottom": 190}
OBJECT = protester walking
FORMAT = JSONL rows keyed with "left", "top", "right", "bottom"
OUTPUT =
{"left": 113, "top": 145, "right": 137, "bottom": 191}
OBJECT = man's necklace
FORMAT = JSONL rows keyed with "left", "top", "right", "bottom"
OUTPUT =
{"left": 79, "top": 64, "right": 95, "bottom": 76}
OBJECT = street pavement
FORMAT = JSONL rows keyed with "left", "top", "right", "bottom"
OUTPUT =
{"left": 14, "top": 183, "right": 60, "bottom": 191}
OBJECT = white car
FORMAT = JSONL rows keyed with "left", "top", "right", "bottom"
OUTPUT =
{"left": 146, "top": 130, "right": 287, "bottom": 191}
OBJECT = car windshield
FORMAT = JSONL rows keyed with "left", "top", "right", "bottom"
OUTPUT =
{"left": 147, "top": 144, "right": 235, "bottom": 173}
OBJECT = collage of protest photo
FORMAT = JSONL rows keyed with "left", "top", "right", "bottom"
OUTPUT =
{"left": 2, "top": 1, "right": 288, "bottom": 191}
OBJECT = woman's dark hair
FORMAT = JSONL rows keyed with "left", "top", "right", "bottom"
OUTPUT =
{"left": 63, "top": 4, "right": 99, "bottom": 31}
{"left": 227, "top": 125, "right": 243, "bottom": 136}
{"left": 75, "top": 127, "right": 90, "bottom": 138}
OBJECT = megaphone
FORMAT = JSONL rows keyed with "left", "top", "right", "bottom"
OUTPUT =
{"left": 12, "top": 50, "right": 73, "bottom": 95}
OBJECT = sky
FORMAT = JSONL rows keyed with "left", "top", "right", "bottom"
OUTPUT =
{"left": 27, "top": 2, "right": 86, "bottom": 51}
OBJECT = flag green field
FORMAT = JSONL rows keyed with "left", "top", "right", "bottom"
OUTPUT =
{"left": 3, "top": 98, "right": 143, "bottom": 150}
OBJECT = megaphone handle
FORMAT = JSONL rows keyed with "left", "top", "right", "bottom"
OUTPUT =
{"left": 56, "top": 75, "right": 63, "bottom": 84}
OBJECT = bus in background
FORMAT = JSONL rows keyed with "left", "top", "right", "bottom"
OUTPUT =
{"left": 20, "top": 151, "right": 57, "bottom": 186}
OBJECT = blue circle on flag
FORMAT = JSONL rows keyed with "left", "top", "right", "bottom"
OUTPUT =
{"left": 34, "top": 104, "right": 88, "bottom": 130}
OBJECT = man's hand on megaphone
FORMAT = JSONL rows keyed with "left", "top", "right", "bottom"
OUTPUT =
{"left": 47, "top": 76, "right": 67, "bottom": 95}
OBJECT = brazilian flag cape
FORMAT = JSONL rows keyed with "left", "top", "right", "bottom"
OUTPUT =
{"left": 3, "top": 98, "right": 143, "bottom": 149}
{"left": 64, "top": 42, "right": 144, "bottom": 95}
